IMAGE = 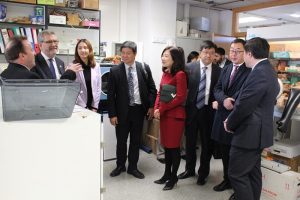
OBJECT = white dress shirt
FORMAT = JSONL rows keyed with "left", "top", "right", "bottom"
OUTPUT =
{"left": 41, "top": 51, "right": 61, "bottom": 79}
{"left": 199, "top": 60, "right": 212, "bottom": 105}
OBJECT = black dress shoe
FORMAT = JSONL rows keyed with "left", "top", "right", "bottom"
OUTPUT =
{"left": 154, "top": 175, "right": 170, "bottom": 184}
{"left": 127, "top": 169, "right": 145, "bottom": 179}
{"left": 229, "top": 193, "right": 236, "bottom": 200}
{"left": 213, "top": 180, "right": 232, "bottom": 192}
{"left": 163, "top": 177, "right": 178, "bottom": 191}
{"left": 177, "top": 170, "right": 195, "bottom": 179}
{"left": 110, "top": 166, "right": 126, "bottom": 177}
{"left": 196, "top": 177, "right": 207, "bottom": 185}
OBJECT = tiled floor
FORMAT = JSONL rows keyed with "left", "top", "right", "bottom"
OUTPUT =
{"left": 103, "top": 151, "right": 234, "bottom": 200}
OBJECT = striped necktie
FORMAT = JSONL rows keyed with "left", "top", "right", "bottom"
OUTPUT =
{"left": 128, "top": 66, "right": 135, "bottom": 105}
{"left": 196, "top": 66, "right": 207, "bottom": 109}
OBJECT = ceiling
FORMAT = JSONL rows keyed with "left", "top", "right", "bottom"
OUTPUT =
{"left": 177, "top": 0, "right": 300, "bottom": 31}
{"left": 177, "top": 0, "right": 275, "bottom": 10}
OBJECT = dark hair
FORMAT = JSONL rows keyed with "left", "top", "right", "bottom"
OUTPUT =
{"left": 177, "top": 46, "right": 186, "bottom": 64}
{"left": 200, "top": 40, "right": 217, "bottom": 51}
{"left": 74, "top": 39, "right": 96, "bottom": 68}
{"left": 215, "top": 47, "right": 225, "bottom": 56}
{"left": 187, "top": 51, "right": 199, "bottom": 63}
{"left": 120, "top": 41, "right": 137, "bottom": 54}
{"left": 231, "top": 38, "right": 246, "bottom": 46}
{"left": 244, "top": 37, "right": 270, "bottom": 59}
{"left": 4, "top": 36, "right": 28, "bottom": 62}
{"left": 161, "top": 46, "right": 185, "bottom": 76}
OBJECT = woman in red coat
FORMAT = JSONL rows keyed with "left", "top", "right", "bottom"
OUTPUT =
{"left": 154, "top": 46, "right": 188, "bottom": 190}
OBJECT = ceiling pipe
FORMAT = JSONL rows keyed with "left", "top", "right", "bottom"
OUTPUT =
{"left": 183, "top": 3, "right": 190, "bottom": 24}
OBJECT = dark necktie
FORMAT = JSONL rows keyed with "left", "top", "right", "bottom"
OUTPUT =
{"left": 229, "top": 64, "right": 238, "bottom": 86}
{"left": 128, "top": 66, "right": 135, "bottom": 106}
{"left": 196, "top": 66, "right": 207, "bottom": 109}
{"left": 48, "top": 58, "right": 56, "bottom": 79}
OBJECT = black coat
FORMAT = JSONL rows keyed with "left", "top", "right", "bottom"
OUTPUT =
{"left": 32, "top": 53, "right": 76, "bottom": 80}
{"left": 211, "top": 63, "right": 251, "bottom": 144}
{"left": 227, "top": 60, "right": 279, "bottom": 149}
{"left": 1, "top": 63, "right": 40, "bottom": 79}
{"left": 107, "top": 61, "right": 157, "bottom": 124}
{"left": 185, "top": 61, "right": 221, "bottom": 124}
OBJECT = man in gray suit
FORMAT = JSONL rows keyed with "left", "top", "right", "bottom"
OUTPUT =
{"left": 178, "top": 40, "right": 221, "bottom": 185}
{"left": 224, "top": 37, "right": 279, "bottom": 200}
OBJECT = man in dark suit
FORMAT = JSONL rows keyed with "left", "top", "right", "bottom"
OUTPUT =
{"left": 211, "top": 39, "right": 251, "bottom": 192}
{"left": 214, "top": 47, "right": 232, "bottom": 68}
{"left": 107, "top": 41, "right": 157, "bottom": 179}
{"left": 1, "top": 36, "right": 40, "bottom": 79}
{"left": 31, "top": 30, "right": 81, "bottom": 80}
{"left": 224, "top": 37, "right": 279, "bottom": 200}
{"left": 178, "top": 40, "right": 221, "bottom": 185}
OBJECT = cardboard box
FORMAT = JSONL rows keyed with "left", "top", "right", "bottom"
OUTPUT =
{"left": 148, "top": 119, "right": 160, "bottom": 138}
{"left": 261, "top": 167, "right": 300, "bottom": 200}
{"left": 79, "top": 0, "right": 99, "bottom": 10}
{"left": 67, "top": 13, "right": 80, "bottom": 26}
{"left": 271, "top": 153, "right": 300, "bottom": 172}
{"left": 55, "top": 0, "right": 66, "bottom": 7}
{"left": 144, "top": 134, "right": 158, "bottom": 155}
{"left": 9, "top": 0, "right": 36, "bottom": 3}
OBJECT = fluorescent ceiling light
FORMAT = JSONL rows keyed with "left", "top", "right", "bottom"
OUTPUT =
{"left": 239, "top": 17, "right": 266, "bottom": 24}
{"left": 290, "top": 13, "right": 300, "bottom": 18}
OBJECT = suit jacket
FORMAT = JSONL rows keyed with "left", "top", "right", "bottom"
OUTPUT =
{"left": 154, "top": 71, "right": 187, "bottom": 119}
{"left": 211, "top": 63, "right": 251, "bottom": 144}
{"left": 227, "top": 59, "right": 279, "bottom": 149}
{"left": 107, "top": 61, "right": 157, "bottom": 124}
{"left": 32, "top": 53, "right": 76, "bottom": 80}
{"left": 185, "top": 61, "right": 221, "bottom": 124}
{"left": 1, "top": 63, "right": 40, "bottom": 79}
{"left": 75, "top": 63, "right": 101, "bottom": 109}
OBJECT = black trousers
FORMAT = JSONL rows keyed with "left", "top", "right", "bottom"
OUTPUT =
{"left": 115, "top": 105, "right": 144, "bottom": 171}
{"left": 228, "top": 146, "right": 262, "bottom": 200}
{"left": 220, "top": 143, "right": 231, "bottom": 182}
{"left": 185, "top": 106, "right": 214, "bottom": 178}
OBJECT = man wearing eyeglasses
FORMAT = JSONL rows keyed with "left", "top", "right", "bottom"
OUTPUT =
{"left": 211, "top": 39, "right": 251, "bottom": 194}
{"left": 178, "top": 40, "right": 221, "bottom": 186}
{"left": 32, "top": 30, "right": 82, "bottom": 80}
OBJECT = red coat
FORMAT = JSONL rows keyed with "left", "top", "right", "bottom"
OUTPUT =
{"left": 154, "top": 71, "right": 187, "bottom": 148}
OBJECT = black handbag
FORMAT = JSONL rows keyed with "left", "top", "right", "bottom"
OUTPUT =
{"left": 160, "top": 84, "right": 176, "bottom": 103}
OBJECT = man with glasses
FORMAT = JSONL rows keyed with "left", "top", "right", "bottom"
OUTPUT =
{"left": 178, "top": 40, "right": 221, "bottom": 186}
{"left": 211, "top": 39, "right": 251, "bottom": 193}
{"left": 32, "top": 30, "right": 81, "bottom": 80}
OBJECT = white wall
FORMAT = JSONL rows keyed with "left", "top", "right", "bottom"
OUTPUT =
{"left": 100, "top": 0, "right": 177, "bottom": 87}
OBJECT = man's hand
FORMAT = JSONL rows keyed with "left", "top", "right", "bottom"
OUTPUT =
{"left": 154, "top": 109, "right": 160, "bottom": 120}
{"left": 212, "top": 101, "right": 218, "bottom": 110}
{"left": 110, "top": 117, "right": 118, "bottom": 126}
{"left": 66, "top": 63, "right": 83, "bottom": 73}
{"left": 147, "top": 108, "right": 154, "bottom": 120}
{"left": 223, "top": 97, "right": 235, "bottom": 110}
{"left": 224, "top": 118, "right": 234, "bottom": 133}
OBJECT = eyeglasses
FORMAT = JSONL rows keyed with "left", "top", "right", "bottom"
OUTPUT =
{"left": 229, "top": 49, "right": 244, "bottom": 54}
{"left": 43, "top": 40, "right": 59, "bottom": 44}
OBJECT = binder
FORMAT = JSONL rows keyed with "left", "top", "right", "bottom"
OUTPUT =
{"left": 31, "top": 27, "right": 40, "bottom": 54}
{"left": 7, "top": 29, "right": 14, "bottom": 38}
{"left": 12, "top": 27, "right": 21, "bottom": 36}
{"left": 1, "top": 28, "right": 9, "bottom": 47}
{"left": 0, "top": 31, "right": 5, "bottom": 53}
{"left": 20, "top": 27, "right": 25, "bottom": 36}
{"left": 24, "top": 27, "right": 34, "bottom": 50}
